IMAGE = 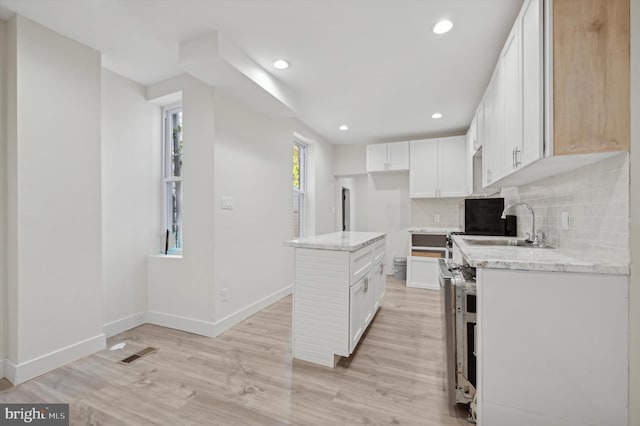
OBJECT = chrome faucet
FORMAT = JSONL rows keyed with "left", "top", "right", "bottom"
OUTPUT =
{"left": 501, "top": 202, "right": 541, "bottom": 246}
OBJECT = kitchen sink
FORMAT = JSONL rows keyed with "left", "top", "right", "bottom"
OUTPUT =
{"left": 463, "top": 239, "right": 554, "bottom": 249}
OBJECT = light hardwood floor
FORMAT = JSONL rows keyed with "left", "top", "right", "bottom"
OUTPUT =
{"left": 0, "top": 277, "right": 470, "bottom": 425}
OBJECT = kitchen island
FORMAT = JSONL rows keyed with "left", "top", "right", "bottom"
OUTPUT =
{"left": 285, "top": 232, "right": 385, "bottom": 367}
{"left": 451, "top": 235, "right": 629, "bottom": 426}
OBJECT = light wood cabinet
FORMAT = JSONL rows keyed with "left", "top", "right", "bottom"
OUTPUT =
{"left": 410, "top": 136, "right": 468, "bottom": 198}
{"left": 552, "top": 0, "right": 630, "bottom": 155}
{"left": 366, "top": 141, "right": 409, "bottom": 172}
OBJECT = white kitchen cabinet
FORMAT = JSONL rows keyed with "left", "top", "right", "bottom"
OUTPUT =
{"left": 480, "top": 0, "right": 545, "bottom": 188}
{"left": 409, "top": 139, "right": 438, "bottom": 197}
{"left": 438, "top": 136, "right": 468, "bottom": 197}
{"left": 475, "top": 103, "right": 485, "bottom": 152}
{"left": 410, "top": 136, "right": 468, "bottom": 198}
{"left": 501, "top": 0, "right": 544, "bottom": 180}
{"left": 482, "top": 69, "right": 503, "bottom": 188}
{"left": 477, "top": 268, "right": 628, "bottom": 425}
{"left": 501, "top": 23, "right": 521, "bottom": 177}
{"left": 349, "top": 275, "right": 367, "bottom": 352}
{"left": 372, "top": 241, "right": 385, "bottom": 311}
{"left": 520, "top": 0, "right": 543, "bottom": 168}
{"left": 288, "top": 232, "right": 385, "bottom": 368}
{"left": 407, "top": 232, "right": 447, "bottom": 290}
{"left": 366, "top": 141, "right": 409, "bottom": 172}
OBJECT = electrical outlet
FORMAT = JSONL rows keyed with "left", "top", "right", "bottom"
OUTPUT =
{"left": 434, "top": 214, "right": 441, "bottom": 223}
{"left": 221, "top": 288, "right": 228, "bottom": 302}
{"left": 561, "top": 212, "right": 570, "bottom": 230}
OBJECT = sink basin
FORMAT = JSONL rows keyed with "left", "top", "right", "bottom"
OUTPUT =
{"left": 463, "top": 238, "right": 554, "bottom": 249}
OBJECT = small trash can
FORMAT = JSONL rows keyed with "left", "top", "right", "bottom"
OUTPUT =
{"left": 393, "top": 257, "right": 407, "bottom": 281}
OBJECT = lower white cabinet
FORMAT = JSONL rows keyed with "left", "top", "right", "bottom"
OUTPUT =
{"left": 291, "top": 236, "right": 386, "bottom": 368}
{"left": 477, "top": 268, "right": 629, "bottom": 425}
{"left": 407, "top": 257, "right": 441, "bottom": 290}
{"left": 349, "top": 276, "right": 367, "bottom": 352}
{"left": 407, "top": 231, "right": 447, "bottom": 290}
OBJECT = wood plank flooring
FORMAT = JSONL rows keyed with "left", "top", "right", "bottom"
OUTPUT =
{"left": 0, "top": 277, "right": 470, "bottom": 425}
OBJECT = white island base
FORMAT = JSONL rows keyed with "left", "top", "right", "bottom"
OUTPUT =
{"left": 285, "top": 232, "right": 386, "bottom": 367}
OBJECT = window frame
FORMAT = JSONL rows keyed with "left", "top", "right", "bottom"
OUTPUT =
{"left": 162, "top": 104, "right": 183, "bottom": 254}
{"left": 293, "top": 140, "right": 307, "bottom": 239}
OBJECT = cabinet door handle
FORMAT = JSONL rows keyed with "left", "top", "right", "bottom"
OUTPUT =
{"left": 512, "top": 148, "right": 516, "bottom": 169}
{"left": 515, "top": 148, "right": 521, "bottom": 168}
{"left": 379, "top": 263, "right": 384, "bottom": 274}
{"left": 364, "top": 278, "right": 368, "bottom": 293}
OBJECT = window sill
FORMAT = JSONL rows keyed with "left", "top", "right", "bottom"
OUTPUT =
{"left": 148, "top": 254, "right": 183, "bottom": 259}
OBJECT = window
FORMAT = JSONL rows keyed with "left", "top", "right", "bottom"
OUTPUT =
{"left": 163, "top": 105, "right": 183, "bottom": 253}
{"left": 292, "top": 142, "right": 306, "bottom": 238}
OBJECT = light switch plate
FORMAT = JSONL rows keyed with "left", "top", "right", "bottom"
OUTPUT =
{"left": 434, "top": 214, "right": 441, "bottom": 223}
{"left": 221, "top": 196, "right": 233, "bottom": 210}
{"left": 561, "top": 212, "right": 569, "bottom": 230}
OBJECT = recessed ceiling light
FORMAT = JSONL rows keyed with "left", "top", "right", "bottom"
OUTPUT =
{"left": 339, "top": 124, "right": 349, "bottom": 131}
{"left": 433, "top": 19, "right": 453, "bottom": 35}
{"left": 273, "top": 59, "right": 290, "bottom": 70}
{"left": 432, "top": 113, "right": 443, "bottom": 119}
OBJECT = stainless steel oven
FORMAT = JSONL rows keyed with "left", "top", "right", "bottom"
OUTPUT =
{"left": 439, "top": 258, "right": 477, "bottom": 406}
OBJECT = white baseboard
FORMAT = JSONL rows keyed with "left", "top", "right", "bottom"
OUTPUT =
{"left": 407, "top": 282, "right": 440, "bottom": 290}
{"left": 5, "top": 334, "right": 106, "bottom": 385}
{"left": 146, "top": 311, "right": 217, "bottom": 337}
{"left": 103, "top": 312, "right": 147, "bottom": 338}
{"left": 213, "top": 285, "right": 292, "bottom": 336}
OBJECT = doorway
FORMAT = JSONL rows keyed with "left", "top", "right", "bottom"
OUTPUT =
{"left": 342, "top": 187, "right": 350, "bottom": 231}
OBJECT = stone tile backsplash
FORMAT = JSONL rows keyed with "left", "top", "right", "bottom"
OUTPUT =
{"left": 410, "top": 197, "right": 464, "bottom": 229}
{"left": 500, "top": 152, "right": 630, "bottom": 262}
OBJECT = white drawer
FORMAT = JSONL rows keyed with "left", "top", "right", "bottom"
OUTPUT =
{"left": 372, "top": 239, "right": 385, "bottom": 265}
{"left": 350, "top": 245, "right": 373, "bottom": 286}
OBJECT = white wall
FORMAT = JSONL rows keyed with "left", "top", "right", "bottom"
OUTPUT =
{"left": 146, "top": 77, "right": 336, "bottom": 336}
{"left": 335, "top": 176, "right": 369, "bottom": 232}
{"left": 0, "top": 18, "right": 7, "bottom": 370}
{"left": 101, "top": 69, "right": 161, "bottom": 335}
{"left": 367, "top": 174, "right": 410, "bottom": 272}
{"left": 147, "top": 75, "right": 217, "bottom": 330}
{"left": 212, "top": 91, "right": 295, "bottom": 323}
{"left": 629, "top": 1, "right": 639, "bottom": 423}
{"left": 410, "top": 198, "right": 464, "bottom": 229}
{"left": 334, "top": 143, "right": 367, "bottom": 176}
{"left": 5, "top": 16, "right": 104, "bottom": 383}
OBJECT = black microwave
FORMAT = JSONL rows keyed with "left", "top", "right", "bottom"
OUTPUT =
{"left": 465, "top": 198, "right": 517, "bottom": 236}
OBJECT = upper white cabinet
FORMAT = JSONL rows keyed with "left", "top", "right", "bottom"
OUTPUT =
{"left": 366, "top": 141, "right": 409, "bottom": 172}
{"left": 520, "top": 0, "right": 543, "bottom": 167}
{"left": 482, "top": 0, "right": 543, "bottom": 187}
{"left": 409, "top": 139, "right": 438, "bottom": 197}
{"left": 501, "top": 0, "right": 544, "bottom": 178}
{"left": 410, "top": 136, "right": 468, "bottom": 198}
{"left": 501, "top": 23, "right": 522, "bottom": 176}
{"left": 482, "top": 69, "right": 503, "bottom": 187}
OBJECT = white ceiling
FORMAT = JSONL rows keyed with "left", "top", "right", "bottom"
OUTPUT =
{"left": 0, "top": 0, "right": 523, "bottom": 144}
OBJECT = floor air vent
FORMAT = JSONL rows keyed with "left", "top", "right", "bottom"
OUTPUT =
{"left": 119, "top": 347, "right": 157, "bottom": 364}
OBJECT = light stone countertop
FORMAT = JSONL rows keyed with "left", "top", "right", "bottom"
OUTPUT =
{"left": 452, "top": 235, "right": 629, "bottom": 275}
{"left": 409, "top": 227, "right": 462, "bottom": 234}
{"left": 285, "top": 231, "right": 386, "bottom": 252}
